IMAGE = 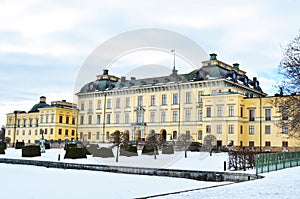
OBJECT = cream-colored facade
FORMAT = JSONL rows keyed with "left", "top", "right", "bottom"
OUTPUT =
{"left": 5, "top": 96, "right": 78, "bottom": 145}
{"left": 76, "top": 54, "right": 300, "bottom": 150}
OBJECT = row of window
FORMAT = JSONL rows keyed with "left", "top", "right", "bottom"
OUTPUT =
{"left": 8, "top": 128, "right": 75, "bottom": 137}
{"left": 80, "top": 91, "right": 205, "bottom": 111}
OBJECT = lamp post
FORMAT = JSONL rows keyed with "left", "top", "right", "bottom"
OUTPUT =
{"left": 13, "top": 111, "right": 18, "bottom": 147}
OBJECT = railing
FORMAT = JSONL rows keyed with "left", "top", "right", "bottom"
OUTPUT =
{"left": 255, "top": 151, "right": 300, "bottom": 174}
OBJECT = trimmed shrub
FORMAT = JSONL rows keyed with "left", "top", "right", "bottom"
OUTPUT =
{"left": 64, "top": 147, "right": 87, "bottom": 159}
{"left": 120, "top": 144, "right": 138, "bottom": 157}
{"left": 0, "top": 147, "right": 5, "bottom": 154}
{"left": 85, "top": 144, "right": 99, "bottom": 156}
{"left": 0, "top": 141, "right": 7, "bottom": 150}
{"left": 142, "top": 145, "right": 159, "bottom": 156}
{"left": 15, "top": 142, "right": 25, "bottom": 149}
{"left": 22, "top": 145, "right": 41, "bottom": 157}
{"left": 93, "top": 147, "right": 114, "bottom": 158}
{"left": 162, "top": 145, "right": 174, "bottom": 154}
{"left": 64, "top": 143, "right": 77, "bottom": 150}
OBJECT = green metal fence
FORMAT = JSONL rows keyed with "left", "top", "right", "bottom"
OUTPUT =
{"left": 255, "top": 151, "right": 300, "bottom": 174}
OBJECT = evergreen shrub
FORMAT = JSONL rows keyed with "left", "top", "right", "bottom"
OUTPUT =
{"left": 64, "top": 147, "right": 87, "bottom": 159}
{"left": 162, "top": 145, "right": 174, "bottom": 154}
{"left": 142, "top": 145, "right": 159, "bottom": 155}
{"left": 22, "top": 145, "right": 41, "bottom": 157}
{"left": 15, "top": 142, "right": 25, "bottom": 149}
{"left": 120, "top": 144, "right": 138, "bottom": 157}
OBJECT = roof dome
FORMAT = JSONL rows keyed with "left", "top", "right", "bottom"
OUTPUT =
{"left": 28, "top": 96, "right": 51, "bottom": 113}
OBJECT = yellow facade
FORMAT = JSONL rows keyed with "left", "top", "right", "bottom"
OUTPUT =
{"left": 76, "top": 54, "right": 300, "bottom": 151}
{"left": 5, "top": 97, "right": 78, "bottom": 146}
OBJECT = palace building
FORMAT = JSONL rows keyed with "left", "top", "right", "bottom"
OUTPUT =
{"left": 5, "top": 96, "right": 78, "bottom": 146}
{"left": 76, "top": 53, "right": 300, "bottom": 151}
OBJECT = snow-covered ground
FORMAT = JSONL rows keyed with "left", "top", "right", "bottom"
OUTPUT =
{"left": 1, "top": 148, "right": 299, "bottom": 198}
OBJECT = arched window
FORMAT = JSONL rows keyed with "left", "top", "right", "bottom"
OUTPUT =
{"left": 172, "top": 131, "right": 177, "bottom": 140}
{"left": 198, "top": 130, "right": 203, "bottom": 140}
{"left": 106, "top": 132, "right": 110, "bottom": 140}
{"left": 88, "top": 132, "right": 91, "bottom": 140}
{"left": 186, "top": 130, "right": 191, "bottom": 140}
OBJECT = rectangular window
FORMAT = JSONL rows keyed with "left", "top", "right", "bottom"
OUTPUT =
{"left": 96, "top": 132, "right": 100, "bottom": 140}
{"left": 198, "top": 110, "right": 203, "bottom": 121}
{"left": 217, "top": 106, "right": 222, "bottom": 117}
{"left": 161, "top": 111, "right": 166, "bottom": 122}
{"left": 185, "top": 110, "right": 191, "bottom": 122}
{"left": 249, "top": 109, "right": 255, "bottom": 121}
{"left": 44, "top": 129, "right": 47, "bottom": 134}
{"left": 88, "top": 115, "right": 92, "bottom": 124}
{"left": 107, "top": 99, "right": 111, "bottom": 109}
{"left": 240, "top": 126, "right": 243, "bottom": 134}
{"left": 17, "top": 119, "right": 21, "bottom": 127}
{"left": 173, "top": 111, "right": 178, "bottom": 122}
{"left": 249, "top": 141, "right": 254, "bottom": 147}
{"left": 66, "top": 116, "right": 69, "bottom": 124}
{"left": 59, "top": 116, "right": 63, "bottom": 123}
{"left": 116, "top": 114, "right": 120, "bottom": 124}
{"left": 173, "top": 93, "right": 178, "bottom": 105}
{"left": 50, "top": 128, "right": 53, "bottom": 135}
{"left": 162, "top": 94, "right": 167, "bottom": 105}
{"left": 23, "top": 119, "right": 27, "bottom": 127}
{"left": 282, "top": 125, "right": 288, "bottom": 134}
{"left": 40, "top": 116, "right": 43, "bottom": 124}
{"left": 198, "top": 91, "right": 204, "bottom": 103}
{"left": 265, "top": 141, "right": 271, "bottom": 147}
{"left": 229, "top": 125, "right": 234, "bottom": 134}
{"left": 97, "top": 100, "right": 101, "bottom": 110}
{"left": 150, "top": 112, "right": 155, "bottom": 123}
{"left": 282, "top": 107, "right": 289, "bottom": 120}
{"left": 72, "top": 117, "right": 75, "bottom": 125}
{"left": 186, "top": 92, "right": 191, "bottom": 104}
{"left": 240, "top": 107, "right": 243, "bottom": 117}
{"left": 206, "top": 125, "right": 211, "bottom": 134}
{"left": 58, "top": 129, "right": 62, "bottom": 135}
{"left": 97, "top": 115, "right": 101, "bottom": 124}
{"left": 80, "top": 102, "right": 84, "bottom": 111}
{"left": 65, "top": 129, "right": 68, "bottom": 136}
{"left": 80, "top": 116, "right": 84, "bottom": 125}
{"left": 198, "top": 130, "right": 203, "bottom": 140}
{"left": 126, "top": 97, "right": 130, "bottom": 108}
{"left": 151, "top": 95, "right": 155, "bottom": 106}
{"left": 249, "top": 125, "right": 254, "bottom": 135}
{"left": 137, "top": 113, "right": 142, "bottom": 124}
{"left": 51, "top": 114, "right": 54, "bottom": 123}
{"left": 36, "top": 118, "right": 39, "bottom": 127}
{"left": 28, "top": 130, "right": 31, "bottom": 135}
{"left": 265, "top": 109, "right": 271, "bottom": 121}
{"left": 138, "top": 96, "right": 143, "bottom": 106}
{"left": 265, "top": 125, "right": 271, "bottom": 134}
{"left": 125, "top": 113, "right": 130, "bottom": 124}
{"left": 72, "top": 130, "right": 75, "bottom": 136}
{"left": 229, "top": 106, "right": 234, "bottom": 117}
{"left": 206, "top": 107, "right": 212, "bottom": 117}
{"left": 116, "top": 98, "right": 120, "bottom": 108}
{"left": 88, "top": 100, "right": 93, "bottom": 113}
{"left": 45, "top": 115, "right": 49, "bottom": 123}
{"left": 217, "top": 125, "right": 222, "bottom": 134}
{"left": 282, "top": 141, "right": 288, "bottom": 147}
{"left": 106, "top": 114, "right": 111, "bottom": 124}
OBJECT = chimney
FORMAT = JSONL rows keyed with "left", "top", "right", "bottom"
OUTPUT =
{"left": 209, "top": 53, "right": 217, "bottom": 60}
{"left": 121, "top": 76, "right": 126, "bottom": 82}
{"left": 253, "top": 77, "right": 257, "bottom": 82}
{"left": 40, "top": 96, "right": 46, "bottom": 103}
{"left": 233, "top": 63, "right": 239, "bottom": 69}
{"left": 103, "top": 69, "right": 109, "bottom": 75}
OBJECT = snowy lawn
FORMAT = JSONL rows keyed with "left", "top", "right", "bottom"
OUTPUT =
{"left": 0, "top": 163, "right": 229, "bottom": 199}
{"left": 155, "top": 166, "right": 300, "bottom": 199}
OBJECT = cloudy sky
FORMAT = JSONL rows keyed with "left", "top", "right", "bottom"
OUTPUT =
{"left": 0, "top": 0, "right": 299, "bottom": 126}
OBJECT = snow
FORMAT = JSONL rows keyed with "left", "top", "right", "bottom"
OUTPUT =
{"left": 1, "top": 148, "right": 299, "bottom": 198}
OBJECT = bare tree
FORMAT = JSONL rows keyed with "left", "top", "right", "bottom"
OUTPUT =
{"left": 278, "top": 31, "right": 300, "bottom": 137}
{"left": 111, "top": 130, "right": 121, "bottom": 162}
{"left": 176, "top": 133, "right": 193, "bottom": 158}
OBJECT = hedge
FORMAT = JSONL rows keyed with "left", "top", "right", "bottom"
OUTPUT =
{"left": 92, "top": 147, "right": 114, "bottom": 158}
{"left": 15, "top": 142, "right": 25, "bottom": 149}
{"left": 0, "top": 147, "right": 5, "bottom": 154}
{"left": 0, "top": 141, "right": 7, "bottom": 150}
{"left": 162, "top": 145, "right": 174, "bottom": 154}
{"left": 64, "top": 143, "right": 77, "bottom": 150}
{"left": 64, "top": 148, "right": 87, "bottom": 159}
{"left": 120, "top": 144, "right": 138, "bottom": 157}
{"left": 142, "top": 145, "right": 159, "bottom": 156}
{"left": 22, "top": 145, "right": 41, "bottom": 157}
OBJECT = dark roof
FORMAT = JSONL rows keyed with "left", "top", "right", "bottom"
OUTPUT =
{"left": 28, "top": 102, "right": 51, "bottom": 113}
